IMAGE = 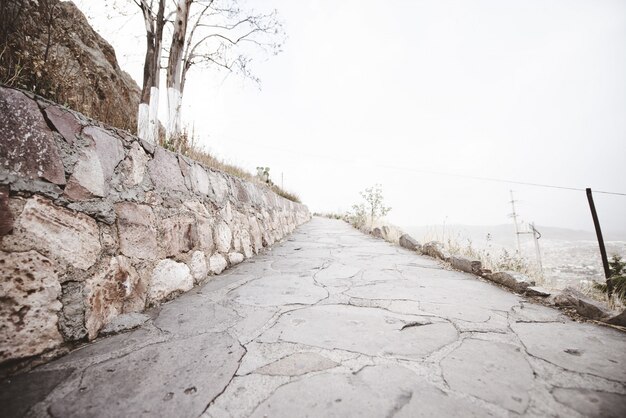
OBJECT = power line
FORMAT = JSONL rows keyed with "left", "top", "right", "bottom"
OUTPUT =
{"left": 203, "top": 133, "right": 626, "bottom": 197}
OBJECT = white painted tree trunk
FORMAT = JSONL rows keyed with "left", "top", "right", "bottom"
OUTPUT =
{"left": 148, "top": 86, "right": 159, "bottom": 144}
{"left": 166, "top": 87, "right": 182, "bottom": 141}
{"left": 137, "top": 103, "right": 150, "bottom": 142}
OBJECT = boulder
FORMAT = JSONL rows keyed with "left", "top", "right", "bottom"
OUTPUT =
{"left": 552, "top": 287, "right": 611, "bottom": 321}
{"left": 115, "top": 202, "right": 158, "bottom": 260}
{"left": 0, "top": 250, "right": 63, "bottom": 362}
{"left": 449, "top": 256, "right": 482, "bottom": 274}
{"left": 0, "top": 87, "right": 66, "bottom": 186}
{"left": 398, "top": 234, "right": 421, "bottom": 252}
{"left": 371, "top": 227, "right": 383, "bottom": 238}
{"left": 208, "top": 254, "right": 228, "bottom": 275}
{"left": 148, "top": 259, "right": 193, "bottom": 304}
{"left": 607, "top": 310, "right": 626, "bottom": 327}
{"left": 422, "top": 241, "right": 449, "bottom": 261}
{"left": 483, "top": 271, "right": 535, "bottom": 293}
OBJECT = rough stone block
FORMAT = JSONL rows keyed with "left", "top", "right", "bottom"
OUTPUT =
{"left": 195, "top": 216, "right": 215, "bottom": 253}
{"left": 7, "top": 196, "right": 101, "bottom": 269}
{"left": 115, "top": 202, "right": 157, "bottom": 260}
{"left": 147, "top": 147, "right": 187, "bottom": 193}
{"left": 208, "top": 254, "right": 228, "bottom": 275}
{"left": 208, "top": 170, "right": 229, "bottom": 202}
{"left": 58, "top": 281, "right": 87, "bottom": 341}
{"left": 399, "top": 234, "right": 421, "bottom": 252}
{"left": 85, "top": 256, "right": 142, "bottom": 339}
{"left": 484, "top": 271, "right": 534, "bottom": 293}
{"left": 607, "top": 310, "right": 626, "bottom": 327}
{"left": 189, "top": 164, "right": 210, "bottom": 195}
{"left": 422, "top": 241, "right": 449, "bottom": 261}
{"left": 552, "top": 287, "right": 611, "bottom": 321}
{"left": 0, "top": 87, "right": 66, "bottom": 185}
{"left": 449, "top": 256, "right": 482, "bottom": 274}
{"left": 160, "top": 214, "right": 197, "bottom": 257}
{"left": 228, "top": 252, "right": 244, "bottom": 265}
{"left": 0, "top": 250, "right": 63, "bottom": 362}
{"left": 214, "top": 221, "right": 233, "bottom": 254}
{"left": 148, "top": 259, "right": 193, "bottom": 304}
{"left": 64, "top": 146, "right": 106, "bottom": 199}
{"left": 65, "top": 126, "right": 125, "bottom": 200}
{"left": 43, "top": 105, "right": 81, "bottom": 145}
{"left": 249, "top": 216, "right": 263, "bottom": 253}
{"left": 189, "top": 251, "right": 208, "bottom": 283}
{"left": 120, "top": 142, "right": 149, "bottom": 188}
{"left": 525, "top": 286, "right": 551, "bottom": 297}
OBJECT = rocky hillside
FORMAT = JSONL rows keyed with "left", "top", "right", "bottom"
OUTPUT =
{"left": 0, "top": 0, "right": 140, "bottom": 132}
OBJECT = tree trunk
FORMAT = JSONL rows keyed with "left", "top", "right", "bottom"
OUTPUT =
{"left": 166, "top": 0, "right": 191, "bottom": 142}
{"left": 137, "top": 0, "right": 165, "bottom": 144}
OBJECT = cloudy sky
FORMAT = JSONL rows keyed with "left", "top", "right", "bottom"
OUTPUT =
{"left": 76, "top": 0, "right": 625, "bottom": 234}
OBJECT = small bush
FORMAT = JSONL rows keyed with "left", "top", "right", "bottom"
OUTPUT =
{"left": 593, "top": 255, "right": 626, "bottom": 303}
{"left": 348, "top": 184, "right": 391, "bottom": 229}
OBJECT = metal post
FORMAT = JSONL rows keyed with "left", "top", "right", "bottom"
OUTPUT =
{"left": 509, "top": 190, "right": 521, "bottom": 253}
{"left": 586, "top": 188, "right": 613, "bottom": 294}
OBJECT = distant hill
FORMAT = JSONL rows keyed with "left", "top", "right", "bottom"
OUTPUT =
{"left": 403, "top": 224, "right": 626, "bottom": 248}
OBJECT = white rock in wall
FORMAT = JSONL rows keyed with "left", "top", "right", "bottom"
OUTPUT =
{"left": 214, "top": 221, "right": 232, "bottom": 254}
{"left": 208, "top": 254, "right": 228, "bottom": 275}
{"left": 190, "top": 164, "right": 210, "bottom": 195}
{"left": 228, "top": 252, "right": 244, "bottom": 265}
{"left": 148, "top": 259, "right": 193, "bottom": 304}
{"left": 189, "top": 251, "right": 208, "bottom": 283}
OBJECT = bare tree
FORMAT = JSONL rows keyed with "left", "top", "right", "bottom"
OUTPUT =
{"left": 164, "top": 0, "right": 284, "bottom": 142}
{"left": 134, "top": 0, "right": 165, "bottom": 144}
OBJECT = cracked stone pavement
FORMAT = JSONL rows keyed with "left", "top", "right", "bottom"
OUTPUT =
{"left": 2, "top": 217, "right": 626, "bottom": 417}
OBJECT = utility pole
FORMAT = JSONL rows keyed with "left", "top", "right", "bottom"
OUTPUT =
{"left": 530, "top": 222, "right": 544, "bottom": 282}
{"left": 586, "top": 188, "right": 612, "bottom": 296}
{"left": 509, "top": 190, "right": 522, "bottom": 253}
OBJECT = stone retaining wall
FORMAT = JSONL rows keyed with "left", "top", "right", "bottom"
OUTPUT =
{"left": 0, "top": 86, "right": 310, "bottom": 365}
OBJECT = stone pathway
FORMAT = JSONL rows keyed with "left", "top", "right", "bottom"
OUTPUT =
{"left": 2, "top": 217, "right": 626, "bottom": 417}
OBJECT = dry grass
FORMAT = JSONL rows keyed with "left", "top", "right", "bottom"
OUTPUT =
{"left": 161, "top": 130, "right": 301, "bottom": 203}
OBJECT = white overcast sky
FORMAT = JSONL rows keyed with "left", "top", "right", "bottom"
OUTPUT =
{"left": 75, "top": 0, "right": 626, "bottom": 234}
